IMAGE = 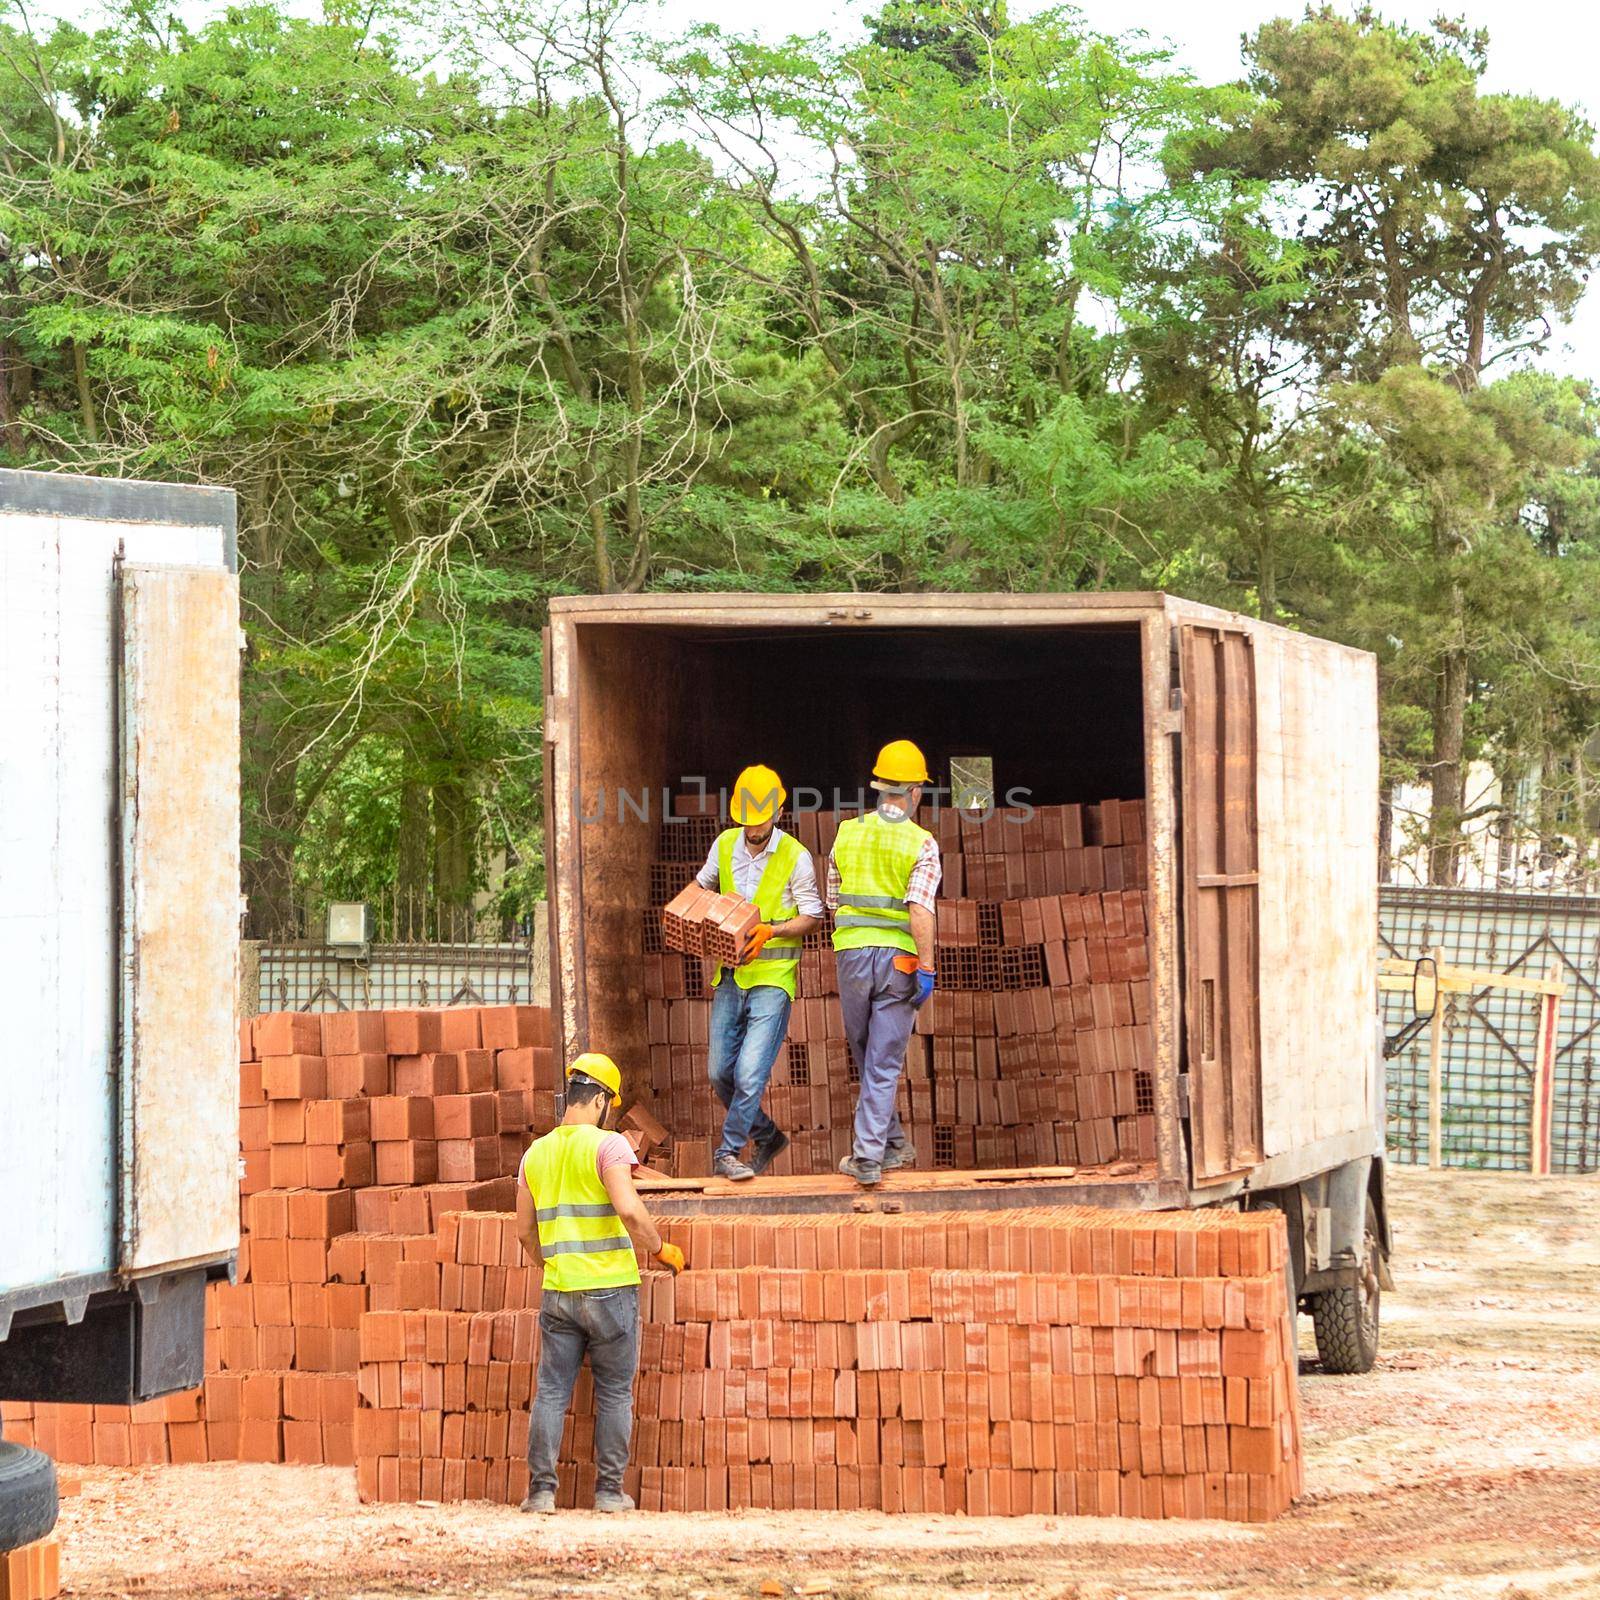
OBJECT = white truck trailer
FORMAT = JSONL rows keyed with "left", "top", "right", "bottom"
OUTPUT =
{"left": 0, "top": 469, "right": 240, "bottom": 1551}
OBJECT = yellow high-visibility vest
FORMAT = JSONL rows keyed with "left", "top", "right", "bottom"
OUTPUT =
{"left": 523, "top": 1123, "right": 640, "bottom": 1292}
{"left": 714, "top": 827, "right": 804, "bottom": 999}
{"left": 830, "top": 810, "right": 931, "bottom": 955}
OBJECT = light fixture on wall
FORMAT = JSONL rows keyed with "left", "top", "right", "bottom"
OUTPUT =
{"left": 325, "top": 901, "right": 373, "bottom": 960}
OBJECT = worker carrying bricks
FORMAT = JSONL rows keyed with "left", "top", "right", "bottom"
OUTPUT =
{"left": 515, "top": 1053, "right": 684, "bottom": 1513}
{"left": 689, "top": 763, "right": 823, "bottom": 1181}
{"left": 829, "top": 740, "right": 940, "bottom": 1186}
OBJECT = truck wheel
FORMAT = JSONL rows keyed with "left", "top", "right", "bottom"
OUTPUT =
{"left": 0, "top": 1441, "right": 58, "bottom": 1552}
{"left": 1311, "top": 1197, "right": 1382, "bottom": 1374}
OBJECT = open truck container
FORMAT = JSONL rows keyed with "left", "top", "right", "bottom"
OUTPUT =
{"left": 1, "top": 469, "right": 240, "bottom": 1452}
{"left": 544, "top": 591, "right": 1394, "bottom": 1369}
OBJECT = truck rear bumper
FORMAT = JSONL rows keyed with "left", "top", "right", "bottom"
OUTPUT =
{"left": 0, "top": 1259, "right": 231, "bottom": 1406}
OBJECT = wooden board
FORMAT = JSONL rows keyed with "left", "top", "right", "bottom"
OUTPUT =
{"left": 1179, "top": 625, "right": 1263, "bottom": 1182}
{"left": 637, "top": 1163, "right": 1154, "bottom": 1198}
{"left": 1251, "top": 626, "right": 1380, "bottom": 1159}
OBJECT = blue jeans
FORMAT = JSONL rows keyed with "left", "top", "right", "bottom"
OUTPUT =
{"left": 708, "top": 979, "right": 790, "bottom": 1160}
{"left": 526, "top": 1284, "right": 639, "bottom": 1496}
{"left": 837, "top": 946, "right": 915, "bottom": 1163}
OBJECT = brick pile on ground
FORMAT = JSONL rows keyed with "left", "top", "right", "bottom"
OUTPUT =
{"left": 0, "top": 1538, "right": 61, "bottom": 1600}
{"left": 0, "top": 1005, "right": 551, "bottom": 1468}
{"left": 644, "top": 794, "right": 1154, "bottom": 1177}
{"left": 354, "top": 1205, "right": 1302, "bottom": 1521}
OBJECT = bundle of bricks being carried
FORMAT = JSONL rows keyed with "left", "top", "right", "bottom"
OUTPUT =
{"left": 0, "top": 1004, "right": 554, "bottom": 1469}
{"left": 660, "top": 885, "right": 764, "bottom": 968}
{"left": 354, "top": 1204, "right": 1302, "bottom": 1521}
{"left": 643, "top": 790, "right": 1153, "bottom": 1178}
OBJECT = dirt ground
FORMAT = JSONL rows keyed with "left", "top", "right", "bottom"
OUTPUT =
{"left": 55, "top": 1168, "right": 1600, "bottom": 1600}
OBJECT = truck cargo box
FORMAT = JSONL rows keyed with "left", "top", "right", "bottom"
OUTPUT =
{"left": 543, "top": 593, "right": 1379, "bottom": 1212}
{"left": 0, "top": 469, "right": 240, "bottom": 1402}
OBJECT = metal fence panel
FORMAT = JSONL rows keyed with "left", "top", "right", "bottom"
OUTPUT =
{"left": 1380, "top": 886, "right": 1600, "bottom": 1174}
{"left": 257, "top": 942, "right": 543, "bottom": 1016}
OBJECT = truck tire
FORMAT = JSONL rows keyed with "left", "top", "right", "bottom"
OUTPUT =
{"left": 1311, "top": 1197, "right": 1382, "bottom": 1374}
{"left": 0, "top": 1441, "right": 58, "bottom": 1552}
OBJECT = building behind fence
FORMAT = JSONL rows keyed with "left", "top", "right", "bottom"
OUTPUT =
{"left": 1380, "top": 885, "right": 1599, "bottom": 1175}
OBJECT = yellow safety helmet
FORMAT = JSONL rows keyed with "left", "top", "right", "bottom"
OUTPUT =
{"left": 566, "top": 1052, "right": 623, "bottom": 1107}
{"left": 871, "top": 739, "right": 930, "bottom": 789}
{"left": 730, "top": 763, "right": 786, "bottom": 826}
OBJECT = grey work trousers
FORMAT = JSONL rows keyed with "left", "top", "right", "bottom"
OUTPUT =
{"left": 836, "top": 945, "right": 918, "bottom": 1163}
{"left": 525, "top": 1283, "right": 640, "bottom": 1496}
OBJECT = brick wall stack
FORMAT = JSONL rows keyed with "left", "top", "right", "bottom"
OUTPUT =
{"left": 0, "top": 1005, "right": 551, "bottom": 1469}
{"left": 354, "top": 1205, "right": 1302, "bottom": 1521}
{"left": 643, "top": 794, "right": 1154, "bottom": 1177}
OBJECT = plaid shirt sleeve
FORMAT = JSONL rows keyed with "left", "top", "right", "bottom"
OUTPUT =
{"left": 904, "top": 836, "right": 942, "bottom": 913}
{"left": 825, "top": 852, "right": 841, "bottom": 912}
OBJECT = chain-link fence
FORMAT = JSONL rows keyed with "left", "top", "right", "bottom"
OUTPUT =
{"left": 1380, "top": 886, "right": 1600, "bottom": 1174}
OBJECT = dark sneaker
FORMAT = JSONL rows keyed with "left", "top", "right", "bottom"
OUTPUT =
{"left": 750, "top": 1128, "right": 789, "bottom": 1176}
{"left": 882, "top": 1142, "right": 912, "bottom": 1172}
{"left": 520, "top": 1489, "right": 556, "bottom": 1513}
{"left": 594, "top": 1489, "right": 636, "bottom": 1513}
{"left": 839, "top": 1154, "right": 883, "bottom": 1187}
{"left": 713, "top": 1153, "right": 755, "bottom": 1181}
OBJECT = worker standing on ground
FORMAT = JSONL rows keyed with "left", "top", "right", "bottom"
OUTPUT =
{"left": 690, "top": 764, "right": 823, "bottom": 1180}
{"left": 828, "top": 740, "right": 940, "bottom": 1186}
{"left": 515, "top": 1054, "right": 684, "bottom": 1514}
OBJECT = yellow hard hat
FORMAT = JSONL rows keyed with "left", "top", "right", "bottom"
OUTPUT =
{"left": 566, "top": 1052, "right": 623, "bottom": 1107}
{"left": 872, "top": 739, "right": 930, "bottom": 788}
{"left": 730, "top": 763, "right": 786, "bottom": 825}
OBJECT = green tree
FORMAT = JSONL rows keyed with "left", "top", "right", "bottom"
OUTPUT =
{"left": 1178, "top": 7, "right": 1600, "bottom": 880}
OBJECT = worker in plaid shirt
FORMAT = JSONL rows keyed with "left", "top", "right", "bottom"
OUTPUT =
{"left": 826, "top": 741, "right": 941, "bottom": 1186}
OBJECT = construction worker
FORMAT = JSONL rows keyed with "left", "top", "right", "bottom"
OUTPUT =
{"left": 515, "top": 1053, "right": 685, "bottom": 1514}
{"left": 828, "top": 740, "right": 940, "bottom": 1186}
{"left": 690, "top": 763, "right": 823, "bottom": 1180}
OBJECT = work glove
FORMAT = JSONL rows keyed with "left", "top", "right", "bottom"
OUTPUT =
{"left": 913, "top": 966, "right": 936, "bottom": 1009}
{"left": 654, "top": 1242, "right": 686, "bottom": 1275}
{"left": 740, "top": 923, "right": 776, "bottom": 965}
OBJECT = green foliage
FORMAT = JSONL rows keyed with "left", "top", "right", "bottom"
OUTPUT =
{"left": 3, "top": 0, "right": 1598, "bottom": 910}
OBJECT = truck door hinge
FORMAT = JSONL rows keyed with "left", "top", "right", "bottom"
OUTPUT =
{"left": 1176, "top": 1073, "right": 1191, "bottom": 1117}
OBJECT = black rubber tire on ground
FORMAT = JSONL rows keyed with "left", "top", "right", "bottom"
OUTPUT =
{"left": 0, "top": 1440, "right": 58, "bottom": 1552}
{"left": 1311, "top": 1197, "right": 1382, "bottom": 1375}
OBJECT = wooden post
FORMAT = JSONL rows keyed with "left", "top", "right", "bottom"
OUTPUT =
{"left": 1528, "top": 956, "right": 1563, "bottom": 1177}
{"left": 1427, "top": 945, "right": 1446, "bottom": 1169}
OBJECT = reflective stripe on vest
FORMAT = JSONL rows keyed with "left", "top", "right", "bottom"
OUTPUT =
{"left": 714, "top": 827, "right": 804, "bottom": 999}
{"left": 831, "top": 810, "right": 931, "bottom": 955}
{"left": 523, "top": 1123, "right": 640, "bottom": 1292}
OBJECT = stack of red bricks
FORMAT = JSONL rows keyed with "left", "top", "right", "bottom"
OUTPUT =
{"left": 660, "top": 885, "right": 763, "bottom": 967}
{"left": 0, "top": 1005, "right": 550, "bottom": 1468}
{"left": 643, "top": 794, "right": 1154, "bottom": 1176}
{"left": 353, "top": 1205, "right": 1302, "bottom": 1521}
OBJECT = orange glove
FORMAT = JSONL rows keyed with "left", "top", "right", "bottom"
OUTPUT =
{"left": 740, "top": 923, "right": 776, "bottom": 965}
{"left": 654, "top": 1243, "right": 685, "bottom": 1275}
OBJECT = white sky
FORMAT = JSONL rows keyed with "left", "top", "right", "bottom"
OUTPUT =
{"left": 27, "top": 0, "right": 1600, "bottom": 378}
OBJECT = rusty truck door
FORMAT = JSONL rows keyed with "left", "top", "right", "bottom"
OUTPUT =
{"left": 118, "top": 561, "right": 241, "bottom": 1274}
{"left": 1179, "top": 624, "right": 1264, "bottom": 1182}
